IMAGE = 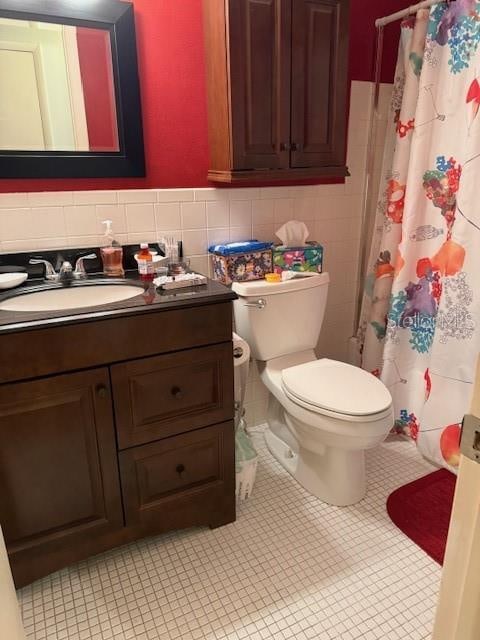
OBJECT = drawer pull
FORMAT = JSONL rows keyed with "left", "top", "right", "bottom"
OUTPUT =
{"left": 176, "top": 463, "right": 185, "bottom": 476}
{"left": 96, "top": 385, "right": 108, "bottom": 399}
{"left": 171, "top": 386, "right": 183, "bottom": 400}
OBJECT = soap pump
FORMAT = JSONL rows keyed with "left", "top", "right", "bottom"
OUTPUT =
{"left": 100, "top": 219, "right": 124, "bottom": 277}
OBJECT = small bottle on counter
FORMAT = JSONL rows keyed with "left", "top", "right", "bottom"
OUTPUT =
{"left": 100, "top": 219, "right": 124, "bottom": 277}
{"left": 137, "top": 243, "right": 155, "bottom": 281}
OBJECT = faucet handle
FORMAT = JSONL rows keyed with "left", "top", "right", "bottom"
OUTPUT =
{"left": 74, "top": 253, "right": 97, "bottom": 279}
{"left": 60, "top": 261, "right": 73, "bottom": 274}
{"left": 29, "top": 258, "right": 58, "bottom": 280}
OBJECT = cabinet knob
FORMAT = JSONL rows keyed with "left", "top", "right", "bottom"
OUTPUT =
{"left": 291, "top": 142, "right": 303, "bottom": 152}
{"left": 171, "top": 386, "right": 183, "bottom": 400}
{"left": 96, "top": 385, "right": 108, "bottom": 399}
{"left": 280, "top": 142, "right": 291, "bottom": 151}
{"left": 176, "top": 464, "right": 185, "bottom": 476}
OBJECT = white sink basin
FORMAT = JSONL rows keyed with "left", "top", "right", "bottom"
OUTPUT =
{"left": 0, "top": 284, "right": 144, "bottom": 313}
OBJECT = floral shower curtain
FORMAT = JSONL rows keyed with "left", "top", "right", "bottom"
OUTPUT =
{"left": 358, "top": 1, "right": 480, "bottom": 471}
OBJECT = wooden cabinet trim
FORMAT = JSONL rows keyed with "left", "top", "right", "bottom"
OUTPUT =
{"left": 111, "top": 343, "right": 234, "bottom": 449}
{"left": 207, "top": 164, "right": 349, "bottom": 183}
{"left": 228, "top": 0, "right": 292, "bottom": 170}
{"left": 0, "top": 302, "right": 233, "bottom": 384}
{"left": 203, "top": 0, "right": 233, "bottom": 171}
{"left": 0, "top": 368, "right": 123, "bottom": 561}
{"left": 290, "top": 0, "right": 350, "bottom": 169}
{"left": 119, "top": 422, "right": 235, "bottom": 529}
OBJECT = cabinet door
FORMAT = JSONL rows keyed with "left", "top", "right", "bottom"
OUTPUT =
{"left": 111, "top": 343, "right": 234, "bottom": 449}
{"left": 229, "top": 0, "right": 291, "bottom": 170}
{"left": 290, "top": 0, "right": 349, "bottom": 168}
{"left": 119, "top": 422, "right": 235, "bottom": 530}
{"left": 0, "top": 369, "right": 123, "bottom": 584}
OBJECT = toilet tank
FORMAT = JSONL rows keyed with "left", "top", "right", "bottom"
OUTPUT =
{"left": 232, "top": 273, "right": 330, "bottom": 361}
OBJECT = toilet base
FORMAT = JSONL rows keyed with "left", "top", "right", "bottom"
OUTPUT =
{"left": 264, "top": 428, "right": 367, "bottom": 506}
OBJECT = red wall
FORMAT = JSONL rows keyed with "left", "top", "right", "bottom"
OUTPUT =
{"left": 0, "top": 0, "right": 407, "bottom": 193}
{"left": 350, "top": 0, "right": 407, "bottom": 83}
{"left": 76, "top": 28, "right": 119, "bottom": 152}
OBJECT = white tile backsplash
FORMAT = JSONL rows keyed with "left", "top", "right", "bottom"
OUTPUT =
{"left": 117, "top": 189, "right": 157, "bottom": 204}
{"left": 251, "top": 199, "right": 274, "bottom": 224}
{"left": 125, "top": 203, "right": 155, "bottom": 233}
{"left": 207, "top": 227, "right": 230, "bottom": 247}
{"left": 95, "top": 204, "right": 127, "bottom": 234}
{"left": 29, "top": 207, "right": 66, "bottom": 239}
{"left": 73, "top": 190, "right": 117, "bottom": 206}
{"left": 229, "top": 186, "right": 261, "bottom": 200}
{"left": 27, "top": 191, "right": 73, "bottom": 207}
{"left": 154, "top": 202, "right": 182, "bottom": 231}
{"left": 0, "top": 193, "right": 29, "bottom": 208}
{"left": 181, "top": 201, "right": 206, "bottom": 229}
{"left": 0, "top": 208, "right": 31, "bottom": 241}
{"left": 64, "top": 205, "right": 98, "bottom": 237}
{"left": 182, "top": 228, "right": 208, "bottom": 256}
{"left": 229, "top": 199, "right": 252, "bottom": 227}
{"left": 0, "top": 186, "right": 366, "bottom": 254}
{"left": 156, "top": 188, "right": 194, "bottom": 203}
{"left": 229, "top": 225, "right": 251, "bottom": 243}
{"left": 0, "top": 81, "right": 381, "bottom": 419}
{"left": 206, "top": 200, "right": 230, "bottom": 228}
{"left": 194, "top": 187, "right": 230, "bottom": 201}
{"left": 273, "top": 198, "right": 295, "bottom": 224}
{"left": 252, "top": 223, "right": 275, "bottom": 242}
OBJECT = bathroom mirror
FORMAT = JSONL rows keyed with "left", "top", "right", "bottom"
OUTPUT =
{"left": 0, "top": 0, "right": 145, "bottom": 178}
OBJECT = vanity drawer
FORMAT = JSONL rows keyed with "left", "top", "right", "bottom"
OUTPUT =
{"left": 111, "top": 343, "right": 234, "bottom": 449}
{"left": 119, "top": 422, "right": 235, "bottom": 528}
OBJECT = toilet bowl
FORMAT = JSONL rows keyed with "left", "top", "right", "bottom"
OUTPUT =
{"left": 232, "top": 273, "right": 393, "bottom": 506}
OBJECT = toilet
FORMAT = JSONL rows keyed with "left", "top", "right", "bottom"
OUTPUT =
{"left": 232, "top": 273, "right": 393, "bottom": 506}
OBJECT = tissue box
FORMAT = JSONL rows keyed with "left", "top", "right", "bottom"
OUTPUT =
{"left": 273, "top": 242, "right": 323, "bottom": 274}
{"left": 209, "top": 241, "right": 273, "bottom": 285}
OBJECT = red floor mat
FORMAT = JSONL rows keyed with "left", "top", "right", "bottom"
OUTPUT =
{"left": 386, "top": 469, "right": 456, "bottom": 565}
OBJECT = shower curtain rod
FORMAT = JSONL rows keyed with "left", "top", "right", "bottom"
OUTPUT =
{"left": 375, "top": 0, "right": 454, "bottom": 27}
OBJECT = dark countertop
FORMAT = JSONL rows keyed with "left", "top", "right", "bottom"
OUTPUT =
{"left": 0, "top": 272, "right": 236, "bottom": 335}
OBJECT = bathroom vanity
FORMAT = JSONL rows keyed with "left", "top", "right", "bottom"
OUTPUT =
{"left": 0, "top": 261, "right": 236, "bottom": 587}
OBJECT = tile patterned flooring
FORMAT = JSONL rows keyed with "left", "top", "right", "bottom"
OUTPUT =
{"left": 19, "top": 427, "right": 441, "bottom": 640}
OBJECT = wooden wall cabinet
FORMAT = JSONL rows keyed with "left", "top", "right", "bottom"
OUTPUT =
{"left": 203, "top": 0, "right": 350, "bottom": 183}
{"left": 0, "top": 302, "right": 235, "bottom": 587}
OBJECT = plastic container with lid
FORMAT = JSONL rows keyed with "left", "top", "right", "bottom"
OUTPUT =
{"left": 137, "top": 243, "right": 155, "bottom": 281}
{"left": 100, "top": 219, "right": 124, "bottom": 277}
{"left": 208, "top": 241, "right": 273, "bottom": 285}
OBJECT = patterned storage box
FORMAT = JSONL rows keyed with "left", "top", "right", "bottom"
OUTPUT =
{"left": 209, "top": 241, "right": 273, "bottom": 285}
{"left": 273, "top": 242, "right": 323, "bottom": 274}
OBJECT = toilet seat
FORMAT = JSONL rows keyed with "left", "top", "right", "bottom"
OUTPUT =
{"left": 281, "top": 358, "right": 392, "bottom": 420}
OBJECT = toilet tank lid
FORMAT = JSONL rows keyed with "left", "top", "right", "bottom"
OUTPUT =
{"left": 232, "top": 272, "right": 329, "bottom": 297}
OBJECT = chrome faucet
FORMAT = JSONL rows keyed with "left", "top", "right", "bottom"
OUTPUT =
{"left": 29, "top": 254, "right": 97, "bottom": 282}
{"left": 29, "top": 258, "right": 58, "bottom": 280}
{"left": 73, "top": 254, "right": 97, "bottom": 279}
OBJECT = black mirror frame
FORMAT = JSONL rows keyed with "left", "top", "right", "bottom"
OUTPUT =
{"left": 0, "top": 0, "right": 145, "bottom": 179}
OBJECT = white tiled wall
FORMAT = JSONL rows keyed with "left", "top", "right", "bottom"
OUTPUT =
{"left": 0, "top": 81, "right": 391, "bottom": 426}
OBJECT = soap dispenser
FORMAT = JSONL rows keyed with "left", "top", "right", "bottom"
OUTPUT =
{"left": 100, "top": 219, "right": 124, "bottom": 277}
